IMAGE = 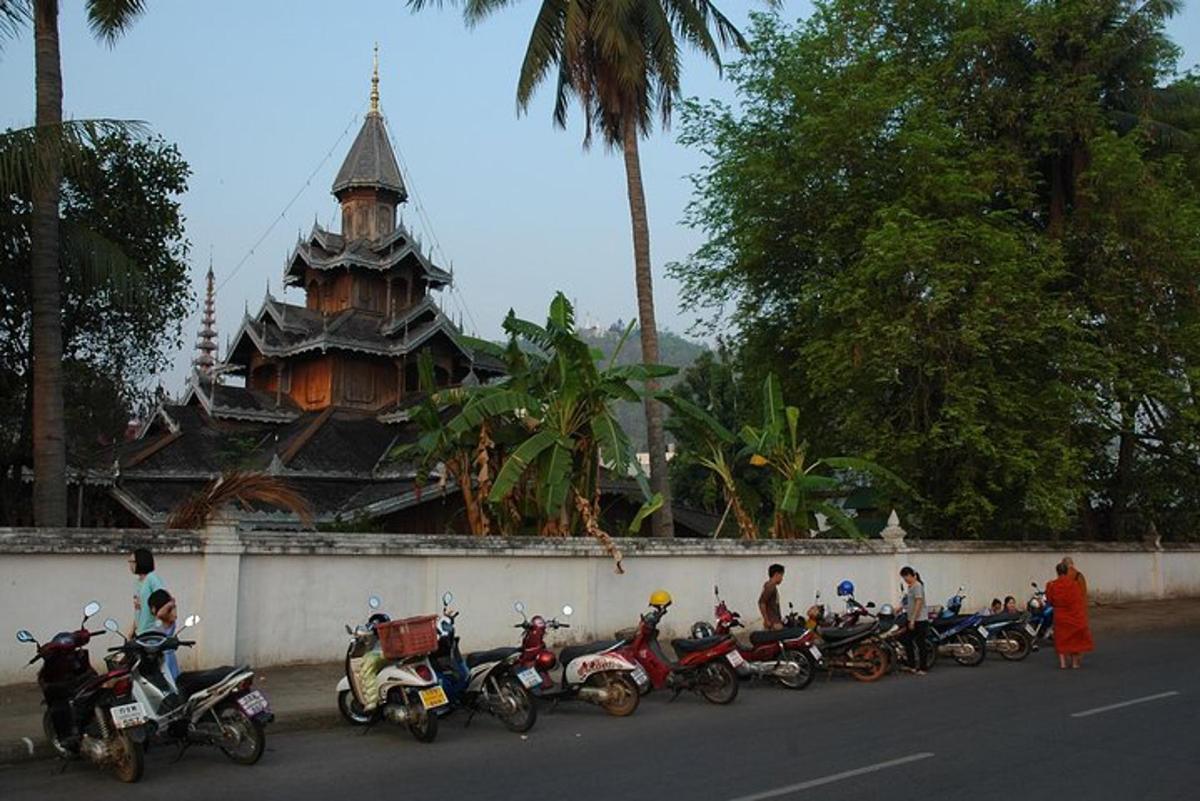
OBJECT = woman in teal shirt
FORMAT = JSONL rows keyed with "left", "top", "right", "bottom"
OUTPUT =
{"left": 128, "top": 548, "right": 164, "bottom": 635}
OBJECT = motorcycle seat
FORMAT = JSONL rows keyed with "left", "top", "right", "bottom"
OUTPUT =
{"left": 464, "top": 647, "right": 519, "bottom": 669}
{"left": 671, "top": 635, "right": 728, "bottom": 654}
{"left": 818, "top": 623, "right": 874, "bottom": 642}
{"left": 980, "top": 612, "right": 1021, "bottom": 625}
{"left": 559, "top": 640, "right": 622, "bottom": 666}
{"left": 749, "top": 626, "right": 809, "bottom": 645}
{"left": 176, "top": 666, "right": 241, "bottom": 698}
{"left": 931, "top": 615, "right": 972, "bottom": 631}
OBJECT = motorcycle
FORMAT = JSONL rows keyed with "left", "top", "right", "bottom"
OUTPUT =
{"left": 1025, "top": 582, "right": 1055, "bottom": 651}
{"left": 430, "top": 591, "right": 537, "bottom": 733}
{"left": 101, "top": 615, "right": 272, "bottom": 765}
{"left": 711, "top": 585, "right": 817, "bottom": 690}
{"left": 15, "top": 601, "right": 146, "bottom": 783}
{"left": 615, "top": 593, "right": 742, "bottom": 704}
{"left": 979, "top": 610, "right": 1033, "bottom": 661}
{"left": 513, "top": 601, "right": 645, "bottom": 716}
{"left": 927, "top": 588, "right": 987, "bottom": 667}
{"left": 335, "top": 595, "right": 447, "bottom": 742}
{"left": 801, "top": 592, "right": 890, "bottom": 682}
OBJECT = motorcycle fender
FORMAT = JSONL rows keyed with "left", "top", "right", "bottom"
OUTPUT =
{"left": 336, "top": 676, "right": 351, "bottom": 693}
{"left": 465, "top": 661, "right": 503, "bottom": 693}
{"left": 565, "top": 654, "right": 634, "bottom": 685}
{"left": 377, "top": 663, "right": 436, "bottom": 696}
{"left": 189, "top": 670, "right": 255, "bottom": 717}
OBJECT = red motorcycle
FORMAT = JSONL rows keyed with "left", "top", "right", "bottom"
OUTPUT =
{"left": 614, "top": 590, "right": 741, "bottom": 704}
{"left": 15, "top": 601, "right": 147, "bottom": 783}
{"left": 712, "top": 585, "right": 818, "bottom": 690}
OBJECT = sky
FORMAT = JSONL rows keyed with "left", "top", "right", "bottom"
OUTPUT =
{"left": 2, "top": 1, "right": 1198, "bottom": 395}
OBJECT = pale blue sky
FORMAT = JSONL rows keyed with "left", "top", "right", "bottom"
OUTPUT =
{"left": 2, "top": 1, "right": 1198, "bottom": 393}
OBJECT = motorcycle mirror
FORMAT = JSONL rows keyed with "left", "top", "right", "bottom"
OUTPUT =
{"left": 867, "top": 602, "right": 876, "bottom": 608}
{"left": 562, "top": 605, "right": 574, "bottom": 617}
{"left": 714, "top": 585, "right": 720, "bottom": 597}
{"left": 368, "top": 596, "right": 382, "bottom": 610}
{"left": 103, "top": 618, "right": 120, "bottom": 633}
{"left": 15, "top": 629, "right": 35, "bottom": 643}
{"left": 1030, "top": 582, "right": 1037, "bottom": 588}
{"left": 513, "top": 601, "right": 525, "bottom": 614}
{"left": 82, "top": 601, "right": 101, "bottom": 620}
{"left": 442, "top": 591, "right": 453, "bottom": 607}
{"left": 182, "top": 614, "right": 201, "bottom": 629}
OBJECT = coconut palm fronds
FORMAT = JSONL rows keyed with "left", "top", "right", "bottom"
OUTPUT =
{"left": 166, "top": 470, "right": 314, "bottom": 529}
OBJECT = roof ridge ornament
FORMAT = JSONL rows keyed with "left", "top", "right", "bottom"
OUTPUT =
{"left": 370, "top": 42, "right": 380, "bottom": 116}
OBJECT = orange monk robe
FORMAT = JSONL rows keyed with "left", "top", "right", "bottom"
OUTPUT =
{"left": 1046, "top": 576, "right": 1094, "bottom": 655}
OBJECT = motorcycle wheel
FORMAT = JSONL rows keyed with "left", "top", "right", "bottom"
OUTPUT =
{"left": 597, "top": 673, "right": 640, "bottom": 717}
{"left": 493, "top": 676, "right": 537, "bottom": 733}
{"left": 406, "top": 696, "right": 439, "bottom": 743}
{"left": 42, "top": 709, "right": 78, "bottom": 760}
{"left": 217, "top": 704, "right": 266, "bottom": 765}
{"left": 337, "top": 689, "right": 379, "bottom": 726}
{"left": 848, "top": 643, "right": 889, "bottom": 682}
{"left": 999, "top": 630, "right": 1032, "bottom": 662}
{"left": 953, "top": 630, "right": 987, "bottom": 667}
{"left": 698, "top": 661, "right": 739, "bottom": 705}
{"left": 778, "top": 650, "right": 816, "bottom": 690}
{"left": 924, "top": 634, "right": 939, "bottom": 670}
{"left": 108, "top": 733, "right": 144, "bottom": 784}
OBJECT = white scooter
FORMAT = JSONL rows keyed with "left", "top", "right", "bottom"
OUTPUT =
{"left": 335, "top": 596, "right": 448, "bottom": 742}
{"left": 101, "top": 615, "right": 272, "bottom": 765}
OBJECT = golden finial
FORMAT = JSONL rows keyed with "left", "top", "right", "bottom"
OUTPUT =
{"left": 370, "top": 43, "right": 380, "bottom": 114}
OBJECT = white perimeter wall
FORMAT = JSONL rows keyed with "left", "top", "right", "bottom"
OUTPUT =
{"left": 2, "top": 525, "right": 1198, "bottom": 684}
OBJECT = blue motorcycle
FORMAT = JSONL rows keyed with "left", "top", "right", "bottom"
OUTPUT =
{"left": 978, "top": 611, "right": 1033, "bottom": 661}
{"left": 431, "top": 591, "right": 537, "bottom": 733}
{"left": 927, "top": 588, "right": 987, "bottom": 667}
{"left": 1024, "top": 582, "right": 1055, "bottom": 652}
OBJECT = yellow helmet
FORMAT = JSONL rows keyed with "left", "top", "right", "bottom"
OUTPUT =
{"left": 649, "top": 590, "right": 672, "bottom": 608}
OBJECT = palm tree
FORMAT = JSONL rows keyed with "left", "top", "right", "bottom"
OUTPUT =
{"left": 1, "top": 0, "right": 147, "bottom": 525}
{"left": 408, "top": 0, "right": 750, "bottom": 537}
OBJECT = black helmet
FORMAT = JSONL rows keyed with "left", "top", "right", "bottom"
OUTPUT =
{"left": 691, "top": 621, "right": 715, "bottom": 639}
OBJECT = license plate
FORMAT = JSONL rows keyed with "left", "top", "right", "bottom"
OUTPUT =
{"left": 1025, "top": 623, "right": 1037, "bottom": 636}
{"left": 630, "top": 665, "right": 649, "bottom": 687}
{"left": 110, "top": 702, "right": 146, "bottom": 729}
{"left": 419, "top": 686, "right": 449, "bottom": 710}
{"left": 237, "top": 690, "right": 270, "bottom": 717}
{"left": 808, "top": 645, "right": 822, "bottom": 661}
{"left": 977, "top": 625, "right": 989, "bottom": 639}
{"left": 726, "top": 650, "right": 745, "bottom": 668}
{"left": 516, "top": 668, "right": 541, "bottom": 689}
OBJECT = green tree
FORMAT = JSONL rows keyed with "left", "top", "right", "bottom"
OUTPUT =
{"left": 1, "top": 0, "right": 149, "bottom": 525}
{"left": 674, "top": 2, "right": 1200, "bottom": 539}
{"left": 0, "top": 131, "right": 191, "bottom": 524}
{"left": 407, "top": 0, "right": 753, "bottom": 538}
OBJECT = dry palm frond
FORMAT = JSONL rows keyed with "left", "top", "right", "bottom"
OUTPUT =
{"left": 574, "top": 490, "right": 624, "bottom": 575}
{"left": 166, "top": 470, "right": 314, "bottom": 529}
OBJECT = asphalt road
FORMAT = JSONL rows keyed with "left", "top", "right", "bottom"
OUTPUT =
{"left": 2, "top": 627, "right": 1196, "bottom": 801}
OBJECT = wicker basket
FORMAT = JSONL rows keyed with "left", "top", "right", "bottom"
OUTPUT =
{"left": 377, "top": 615, "right": 438, "bottom": 660}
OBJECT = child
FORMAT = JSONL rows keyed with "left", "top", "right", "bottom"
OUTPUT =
{"left": 147, "top": 589, "right": 180, "bottom": 681}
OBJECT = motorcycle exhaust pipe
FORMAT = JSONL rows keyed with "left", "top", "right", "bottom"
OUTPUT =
{"left": 383, "top": 705, "right": 410, "bottom": 725}
{"left": 577, "top": 686, "right": 610, "bottom": 704}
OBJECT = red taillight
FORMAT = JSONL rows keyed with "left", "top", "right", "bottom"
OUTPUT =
{"left": 535, "top": 650, "right": 556, "bottom": 671}
{"left": 414, "top": 664, "right": 434, "bottom": 682}
{"left": 112, "top": 677, "right": 132, "bottom": 696}
{"left": 237, "top": 678, "right": 253, "bottom": 692}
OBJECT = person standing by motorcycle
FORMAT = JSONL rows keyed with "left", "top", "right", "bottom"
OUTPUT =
{"left": 128, "top": 548, "right": 164, "bottom": 637}
{"left": 899, "top": 566, "right": 930, "bottom": 674}
{"left": 1046, "top": 561, "right": 1093, "bottom": 669}
{"left": 759, "top": 564, "right": 785, "bottom": 630}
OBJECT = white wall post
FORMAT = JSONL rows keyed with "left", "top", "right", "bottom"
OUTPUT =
{"left": 196, "top": 518, "right": 245, "bottom": 667}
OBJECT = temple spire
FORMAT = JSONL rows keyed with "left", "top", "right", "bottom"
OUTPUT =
{"left": 370, "top": 43, "right": 380, "bottom": 115}
{"left": 193, "top": 260, "right": 219, "bottom": 378}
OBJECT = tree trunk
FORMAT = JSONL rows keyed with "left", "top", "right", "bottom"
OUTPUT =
{"left": 31, "top": 0, "right": 67, "bottom": 526}
{"left": 621, "top": 116, "right": 674, "bottom": 538}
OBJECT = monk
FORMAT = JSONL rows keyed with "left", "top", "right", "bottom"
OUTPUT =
{"left": 1045, "top": 561, "right": 1094, "bottom": 669}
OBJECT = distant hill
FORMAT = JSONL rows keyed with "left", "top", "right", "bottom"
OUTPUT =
{"left": 577, "top": 323, "right": 708, "bottom": 450}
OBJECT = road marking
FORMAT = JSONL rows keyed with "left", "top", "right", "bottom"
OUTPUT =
{"left": 1070, "top": 691, "right": 1180, "bottom": 718}
{"left": 726, "top": 752, "right": 935, "bottom": 801}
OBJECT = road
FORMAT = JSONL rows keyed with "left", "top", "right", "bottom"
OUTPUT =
{"left": 2, "top": 626, "right": 1196, "bottom": 801}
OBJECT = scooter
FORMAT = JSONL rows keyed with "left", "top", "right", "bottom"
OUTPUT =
{"left": 512, "top": 601, "right": 645, "bottom": 716}
{"left": 712, "top": 585, "right": 817, "bottom": 689}
{"left": 334, "top": 595, "right": 447, "bottom": 742}
{"left": 430, "top": 591, "right": 536, "bottom": 733}
{"left": 615, "top": 594, "right": 742, "bottom": 704}
{"left": 101, "top": 615, "right": 272, "bottom": 765}
{"left": 1025, "top": 582, "right": 1055, "bottom": 651}
{"left": 15, "top": 602, "right": 146, "bottom": 783}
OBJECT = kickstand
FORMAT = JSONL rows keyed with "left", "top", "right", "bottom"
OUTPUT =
{"left": 464, "top": 710, "right": 476, "bottom": 729}
{"left": 56, "top": 757, "right": 70, "bottom": 775}
{"left": 668, "top": 688, "right": 682, "bottom": 703}
{"left": 171, "top": 741, "right": 190, "bottom": 763}
{"left": 548, "top": 698, "right": 561, "bottom": 714}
